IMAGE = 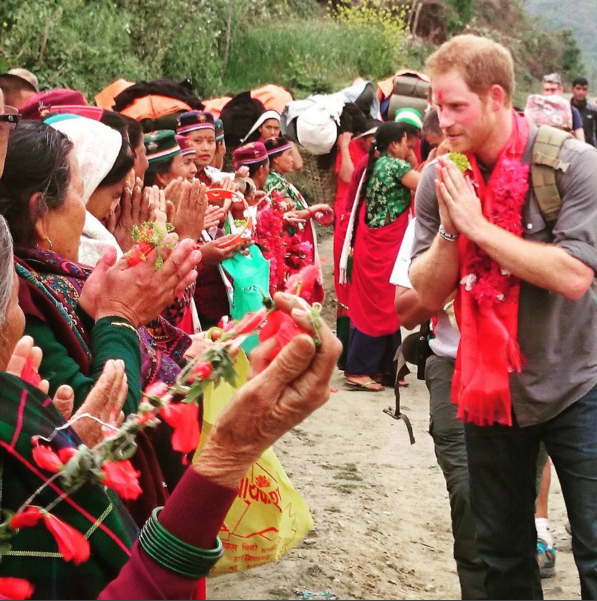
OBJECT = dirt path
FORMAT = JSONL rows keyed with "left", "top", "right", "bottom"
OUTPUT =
{"left": 208, "top": 235, "right": 580, "bottom": 600}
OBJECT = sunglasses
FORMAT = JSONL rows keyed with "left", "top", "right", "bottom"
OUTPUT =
{"left": 0, "top": 106, "right": 21, "bottom": 129}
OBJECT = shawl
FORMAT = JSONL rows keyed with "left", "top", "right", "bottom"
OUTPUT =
{"left": 15, "top": 246, "right": 190, "bottom": 391}
{"left": 0, "top": 372, "right": 137, "bottom": 600}
{"left": 334, "top": 151, "right": 367, "bottom": 307}
{"left": 79, "top": 212, "right": 123, "bottom": 269}
{"left": 348, "top": 202, "right": 409, "bottom": 337}
{"left": 49, "top": 115, "right": 125, "bottom": 269}
{"left": 452, "top": 111, "right": 531, "bottom": 426}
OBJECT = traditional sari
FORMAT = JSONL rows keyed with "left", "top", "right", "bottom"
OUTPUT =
{"left": 15, "top": 247, "right": 186, "bottom": 519}
{"left": 0, "top": 372, "right": 137, "bottom": 600}
{"left": 334, "top": 151, "right": 368, "bottom": 367}
{"left": 345, "top": 153, "right": 412, "bottom": 376}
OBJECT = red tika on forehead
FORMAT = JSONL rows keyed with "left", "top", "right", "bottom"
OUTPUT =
{"left": 437, "top": 91, "right": 443, "bottom": 102}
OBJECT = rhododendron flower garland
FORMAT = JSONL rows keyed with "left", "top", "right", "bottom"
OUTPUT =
{"left": 2, "top": 288, "right": 323, "bottom": 572}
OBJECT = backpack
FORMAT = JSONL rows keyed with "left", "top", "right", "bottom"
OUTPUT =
{"left": 531, "top": 125, "right": 572, "bottom": 228}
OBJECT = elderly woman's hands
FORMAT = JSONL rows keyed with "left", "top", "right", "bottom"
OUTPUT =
{"left": 53, "top": 359, "right": 127, "bottom": 447}
{"left": 105, "top": 178, "right": 156, "bottom": 252}
{"left": 80, "top": 239, "right": 201, "bottom": 328}
{"left": 8, "top": 337, "right": 127, "bottom": 448}
{"left": 194, "top": 293, "right": 342, "bottom": 488}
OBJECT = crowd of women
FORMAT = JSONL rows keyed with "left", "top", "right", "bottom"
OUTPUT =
{"left": 0, "top": 63, "right": 446, "bottom": 599}
{"left": 0, "top": 72, "right": 344, "bottom": 600}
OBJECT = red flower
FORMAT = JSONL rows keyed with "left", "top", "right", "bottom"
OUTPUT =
{"left": 11, "top": 507, "right": 44, "bottom": 530}
{"left": 20, "top": 356, "right": 41, "bottom": 387}
{"left": 192, "top": 361, "right": 212, "bottom": 380}
{"left": 101, "top": 460, "right": 142, "bottom": 500}
{"left": 127, "top": 245, "right": 143, "bottom": 266}
{"left": 160, "top": 402, "right": 201, "bottom": 456}
{"left": 127, "top": 240, "right": 154, "bottom": 266}
{"left": 32, "top": 445, "right": 62, "bottom": 474}
{"left": 11, "top": 508, "right": 90, "bottom": 565}
{"left": 234, "top": 308, "right": 268, "bottom": 335}
{"left": 143, "top": 381, "right": 169, "bottom": 400}
{"left": 57, "top": 447, "right": 78, "bottom": 464}
{"left": 258, "top": 310, "right": 306, "bottom": 361}
{"left": 285, "top": 264, "right": 320, "bottom": 301}
{"left": 45, "top": 514, "right": 90, "bottom": 565}
{"left": 0, "top": 578, "right": 34, "bottom": 600}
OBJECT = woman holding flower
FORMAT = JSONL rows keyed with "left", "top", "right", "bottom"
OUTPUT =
{"left": 0, "top": 89, "right": 342, "bottom": 599}
{"left": 263, "top": 136, "right": 332, "bottom": 301}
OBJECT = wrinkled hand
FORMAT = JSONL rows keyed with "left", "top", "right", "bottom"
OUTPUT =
{"left": 436, "top": 157, "right": 484, "bottom": 239}
{"left": 183, "top": 333, "right": 215, "bottom": 361}
{"left": 54, "top": 359, "right": 127, "bottom": 447}
{"left": 194, "top": 292, "right": 342, "bottom": 488}
{"left": 80, "top": 239, "right": 201, "bottom": 327}
{"left": 174, "top": 180, "right": 207, "bottom": 241}
{"left": 199, "top": 235, "right": 243, "bottom": 265}
{"left": 235, "top": 166, "right": 250, "bottom": 179}
{"left": 7, "top": 336, "right": 49, "bottom": 394}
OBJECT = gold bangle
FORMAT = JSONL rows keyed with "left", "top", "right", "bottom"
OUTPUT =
{"left": 110, "top": 320, "right": 141, "bottom": 340}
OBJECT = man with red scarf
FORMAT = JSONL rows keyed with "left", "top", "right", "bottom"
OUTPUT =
{"left": 410, "top": 35, "right": 597, "bottom": 599}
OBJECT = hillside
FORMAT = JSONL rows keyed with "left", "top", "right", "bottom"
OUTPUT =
{"left": 0, "top": 0, "right": 587, "bottom": 104}
{"left": 523, "top": 0, "right": 597, "bottom": 80}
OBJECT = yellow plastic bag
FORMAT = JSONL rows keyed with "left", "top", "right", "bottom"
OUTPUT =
{"left": 197, "top": 352, "right": 314, "bottom": 575}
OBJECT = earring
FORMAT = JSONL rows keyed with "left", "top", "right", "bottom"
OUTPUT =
{"left": 46, "top": 236, "right": 53, "bottom": 251}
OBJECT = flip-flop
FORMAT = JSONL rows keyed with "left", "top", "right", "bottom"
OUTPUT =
{"left": 345, "top": 379, "right": 384, "bottom": 392}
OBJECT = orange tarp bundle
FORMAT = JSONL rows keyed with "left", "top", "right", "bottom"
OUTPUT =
{"left": 95, "top": 79, "right": 134, "bottom": 110}
{"left": 203, "top": 84, "right": 294, "bottom": 119}
{"left": 120, "top": 96, "right": 191, "bottom": 121}
{"left": 203, "top": 96, "right": 232, "bottom": 118}
{"left": 250, "top": 84, "right": 293, "bottom": 114}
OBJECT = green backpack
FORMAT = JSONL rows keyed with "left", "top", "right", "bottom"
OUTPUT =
{"left": 531, "top": 125, "right": 573, "bottom": 228}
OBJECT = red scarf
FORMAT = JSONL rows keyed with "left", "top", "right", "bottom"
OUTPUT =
{"left": 452, "top": 111, "right": 530, "bottom": 426}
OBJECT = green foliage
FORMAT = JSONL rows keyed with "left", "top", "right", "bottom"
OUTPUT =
{"left": 523, "top": 0, "right": 597, "bottom": 81}
{"left": 0, "top": 0, "right": 586, "bottom": 106}
{"left": 444, "top": 0, "right": 474, "bottom": 33}
{"left": 0, "top": 0, "right": 152, "bottom": 97}
{"left": 223, "top": 11, "right": 409, "bottom": 99}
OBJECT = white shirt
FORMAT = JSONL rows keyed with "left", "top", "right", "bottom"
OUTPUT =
{"left": 390, "top": 219, "right": 460, "bottom": 359}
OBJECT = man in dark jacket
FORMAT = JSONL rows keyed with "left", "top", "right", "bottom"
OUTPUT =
{"left": 571, "top": 77, "right": 597, "bottom": 147}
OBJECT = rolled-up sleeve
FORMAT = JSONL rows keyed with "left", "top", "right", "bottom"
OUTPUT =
{"left": 411, "top": 161, "right": 440, "bottom": 261}
{"left": 553, "top": 141, "right": 597, "bottom": 272}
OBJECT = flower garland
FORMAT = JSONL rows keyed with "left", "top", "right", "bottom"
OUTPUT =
{"left": 460, "top": 157, "right": 529, "bottom": 307}
{"left": 253, "top": 191, "right": 289, "bottom": 294}
{"left": 2, "top": 264, "right": 324, "bottom": 598}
